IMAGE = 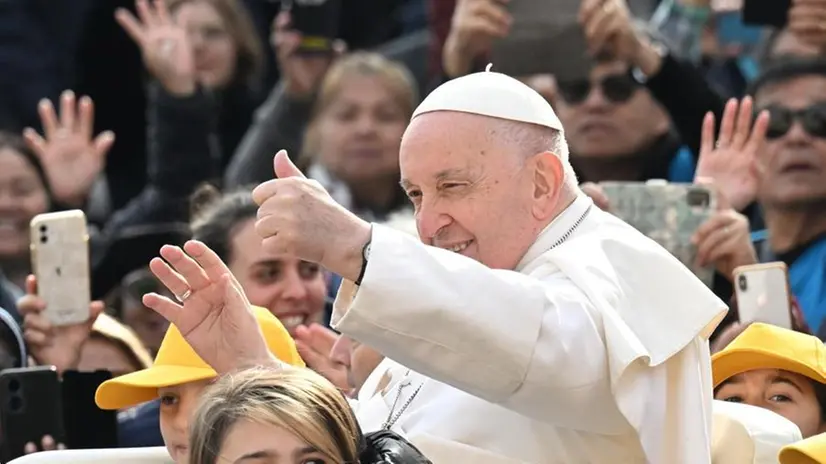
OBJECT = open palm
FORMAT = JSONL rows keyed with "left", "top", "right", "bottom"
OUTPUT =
{"left": 116, "top": 0, "right": 196, "bottom": 95}
{"left": 696, "top": 97, "right": 769, "bottom": 212}
{"left": 144, "top": 241, "right": 274, "bottom": 374}
{"left": 23, "top": 92, "right": 114, "bottom": 207}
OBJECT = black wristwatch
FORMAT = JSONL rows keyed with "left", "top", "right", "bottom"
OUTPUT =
{"left": 355, "top": 240, "right": 371, "bottom": 286}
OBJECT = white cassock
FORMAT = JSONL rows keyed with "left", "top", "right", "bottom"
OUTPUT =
{"left": 333, "top": 194, "right": 727, "bottom": 463}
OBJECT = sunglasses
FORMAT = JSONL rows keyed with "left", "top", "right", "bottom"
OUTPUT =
{"left": 557, "top": 73, "right": 641, "bottom": 105}
{"left": 762, "top": 103, "right": 826, "bottom": 140}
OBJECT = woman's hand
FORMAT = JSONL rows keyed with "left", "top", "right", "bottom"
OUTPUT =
{"left": 19, "top": 275, "right": 104, "bottom": 374}
{"left": 695, "top": 97, "right": 770, "bottom": 212}
{"left": 116, "top": 0, "right": 196, "bottom": 95}
{"left": 271, "top": 12, "right": 343, "bottom": 98}
{"left": 23, "top": 91, "right": 114, "bottom": 207}
{"left": 24, "top": 435, "right": 66, "bottom": 454}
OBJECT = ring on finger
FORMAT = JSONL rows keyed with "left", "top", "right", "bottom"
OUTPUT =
{"left": 175, "top": 288, "right": 192, "bottom": 303}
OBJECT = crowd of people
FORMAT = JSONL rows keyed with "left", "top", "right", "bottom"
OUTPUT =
{"left": 0, "top": 0, "right": 825, "bottom": 462}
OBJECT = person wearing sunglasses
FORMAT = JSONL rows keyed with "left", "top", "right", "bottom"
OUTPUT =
{"left": 747, "top": 57, "right": 826, "bottom": 339}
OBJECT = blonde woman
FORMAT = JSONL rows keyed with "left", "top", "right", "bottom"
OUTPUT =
{"left": 189, "top": 366, "right": 431, "bottom": 464}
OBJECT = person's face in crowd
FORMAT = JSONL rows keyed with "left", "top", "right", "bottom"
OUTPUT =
{"left": 400, "top": 112, "right": 563, "bottom": 270}
{"left": 330, "top": 334, "right": 384, "bottom": 395}
{"left": 218, "top": 419, "right": 333, "bottom": 464}
{"left": 173, "top": 0, "right": 238, "bottom": 89}
{"left": 754, "top": 75, "right": 826, "bottom": 209}
{"left": 0, "top": 148, "right": 49, "bottom": 260}
{"left": 553, "top": 60, "right": 670, "bottom": 158}
{"left": 715, "top": 368, "right": 826, "bottom": 438}
{"left": 77, "top": 335, "right": 141, "bottom": 378}
{"left": 316, "top": 74, "right": 408, "bottom": 186}
{"left": 159, "top": 379, "right": 213, "bottom": 463}
{"left": 229, "top": 219, "right": 326, "bottom": 335}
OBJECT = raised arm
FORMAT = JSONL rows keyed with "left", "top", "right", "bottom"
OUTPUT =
{"left": 332, "top": 224, "right": 628, "bottom": 433}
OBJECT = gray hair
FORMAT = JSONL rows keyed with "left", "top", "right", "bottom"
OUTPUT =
{"left": 494, "top": 120, "right": 578, "bottom": 186}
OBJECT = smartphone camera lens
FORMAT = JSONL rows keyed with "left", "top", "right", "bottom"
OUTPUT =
{"left": 687, "top": 189, "right": 711, "bottom": 208}
{"left": 8, "top": 395, "right": 23, "bottom": 413}
{"left": 738, "top": 275, "right": 748, "bottom": 292}
{"left": 40, "top": 235, "right": 48, "bottom": 244}
{"left": 39, "top": 225, "right": 47, "bottom": 233}
{"left": 7, "top": 379, "right": 19, "bottom": 393}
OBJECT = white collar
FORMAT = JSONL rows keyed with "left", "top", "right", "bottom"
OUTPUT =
{"left": 516, "top": 194, "right": 593, "bottom": 272}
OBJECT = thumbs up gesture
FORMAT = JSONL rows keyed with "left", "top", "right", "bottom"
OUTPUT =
{"left": 252, "top": 151, "right": 372, "bottom": 281}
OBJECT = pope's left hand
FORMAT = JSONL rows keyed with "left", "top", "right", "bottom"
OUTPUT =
{"left": 252, "top": 150, "right": 372, "bottom": 281}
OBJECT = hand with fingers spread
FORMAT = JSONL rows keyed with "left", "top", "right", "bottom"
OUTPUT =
{"left": 443, "top": 0, "right": 512, "bottom": 78}
{"left": 695, "top": 97, "right": 770, "bottom": 212}
{"left": 19, "top": 275, "right": 104, "bottom": 374}
{"left": 22, "top": 91, "right": 114, "bottom": 207}
{"left": 293, "top": 323, "right": 349, "bottom": 392}
{"left": 272, "top": 12, "right": 344, "bottom": 98}
{"left": 690, "top": 183, "right": 757, "bottom": 281}
{"left": 789, "top": 0, "right": 826, "bottom": 50}
{"left": 116, "top": 0, "right": 196, "bottom": 95}
{"left": 24, "top": 435, "right": 66, "bottom": 455}
{"left": 143, "top": 240, "right": 277, "bottom": 374}
{"left": 252, "top": 150, "right": 372, "bottom": 281}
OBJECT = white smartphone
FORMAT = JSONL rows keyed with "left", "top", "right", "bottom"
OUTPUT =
{"left": 29, "top": 210, "right": 91, "bottom": 326}
{"left": 733, "top": 262, "right": 793, "bottom": 329}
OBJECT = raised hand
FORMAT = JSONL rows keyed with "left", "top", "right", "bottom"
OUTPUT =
{"left": 696, "top": 97, "right": 770, "bottom": 211}
{"left": 443, "top": 0, "right": 512, "bottom": 78}
{"left": 271, "top": 12, "right": 344, "bottom": 98}
{"left": 116, "top": 0, "right": 196, "bottom": 95}
{"left": 294, "top": 323, "right": 350, "bottom": 392}
{"left": 23, "top": 91, "right": 114, "bottom": 207}
{"left": 251, "top": 150, "right": 372, "bottom": 281}
{"left": 19, "top": 275, "right": 104, "bottom": 374}
{"left": 143, "top": 240, "right": 275, "bottom": 374}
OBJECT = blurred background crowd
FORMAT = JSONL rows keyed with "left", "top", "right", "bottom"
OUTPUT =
{"left": 0, "top": 0, "right": 825, "bottom": 462}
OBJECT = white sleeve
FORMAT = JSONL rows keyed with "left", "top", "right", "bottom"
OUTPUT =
{"left": 333, "top": 225, "right": 629, "bottom": 433}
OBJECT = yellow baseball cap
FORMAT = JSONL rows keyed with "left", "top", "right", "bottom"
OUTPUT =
{"left": 780, "top": 433, "right": 826, "bottom": 464}
{"left": 95, "top": 306, "right": 304, "bottom": 410}
{"left": 711, "top": 323, "right": 826, "bottom": 388}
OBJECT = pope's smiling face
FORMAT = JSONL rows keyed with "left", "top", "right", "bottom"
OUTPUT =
{"left": 399, "top": 111, "right": 565, "bottom": 270}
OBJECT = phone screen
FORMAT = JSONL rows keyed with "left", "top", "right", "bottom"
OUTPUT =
{"left": 742, "top": 0, "right": 790, "bottom": 28}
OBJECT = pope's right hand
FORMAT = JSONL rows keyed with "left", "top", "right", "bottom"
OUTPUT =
{"left": 143, "top": 240, "right": 277, "bottom": 375}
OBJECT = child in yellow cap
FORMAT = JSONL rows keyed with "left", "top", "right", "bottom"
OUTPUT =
{"left": 95, "top": 306, "right": 304, "bottom": 463}
{"left": 712, "top": 323, "right": 826, "bottom": 439}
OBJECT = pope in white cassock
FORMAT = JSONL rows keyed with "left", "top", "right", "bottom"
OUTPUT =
{"left": 143, "top": 68, "right": 729, "bottom": 464}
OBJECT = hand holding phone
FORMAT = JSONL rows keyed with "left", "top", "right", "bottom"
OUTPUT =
{"left": 29, "top": 210, "right": 91, "bottom": 327}
{"left": 280, "top": 0, "right": 341, "bottom": 54}
{"left": 733, "top": 262, "right": 793, "bottom": 329}
{"left": 18, "top": 275, "right": 103, "bottom": 374}
{"left": 0, "top": 367, "right": 66, "bottom": 462}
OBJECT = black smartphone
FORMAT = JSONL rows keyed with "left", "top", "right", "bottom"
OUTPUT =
{"left": 0, "top": 366, "right": 66, "bottom": 462}
{"left": 742, "top": 0, "right": 791, "bottom": 28}
{"left": 62, "top": 370, "right": 119, "bottom": 449}
{"left": 281, "top": 0, "right": 341, "bottom": 53}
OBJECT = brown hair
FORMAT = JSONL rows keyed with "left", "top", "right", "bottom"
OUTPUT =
{"left": 301, "top": 52, "right": 419, "bottom": 163}
{"left": 189, "top": 366, "right": 361, "bottom": 464}
{"left": 91, "top": 313, "right": 154, "bottom": 371}
{"left": 167, "top": 0, "right": 265, "bottom": 87}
